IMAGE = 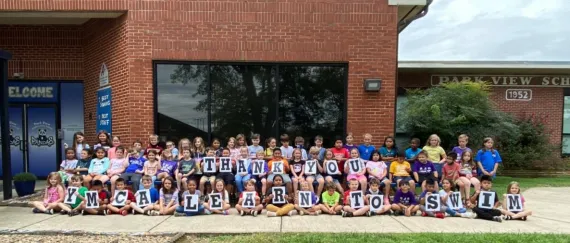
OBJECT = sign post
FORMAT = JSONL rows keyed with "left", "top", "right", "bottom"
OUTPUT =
{"left": 0, "top": 50, "right": 12, "bottom": 200}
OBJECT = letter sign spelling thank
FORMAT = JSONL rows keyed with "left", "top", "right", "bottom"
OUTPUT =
{"left": 425, "top": 193, "right": 441, "bottom": 212}
{"left": 326, "top": 160, "right": 340, "bottom": 175}
{"left": 203, "top": 157, "right": 217, "bottom": 173}
{"left": 237, "top": 159, "right": 248, "bottom": 173}
{"left": 350, "top": 191, "right": 364, "bottom": 209}
{"left": 253, "top": 160, "right": 264, "bottom": 175}
{"left": 209, "top": 193, "right": 223, "bottom": 210}
{"left": 85, "top": 191, "right": 99, "bottom": 209}
{"left": 136, "top": 189, "right": 151, "bottom": 208}
{"left": 219, "top": 157, "right": 232, "bottom": 172}
{"left": 184, "top": 195, "right": 199, "bottom": 212}
{"left": 507, "top": 194, "right": 523, "bottom": 212}
{"left": 113, "top": 190, "right": 128, "bottom": 206}
{"left": 298, "top": 191, "right": 312, "bottom": 208}
{"left": 242, "top": 192, "right": 256, "bottom": 208}
{"left": 304, "top": 160, "right": 317, "bottom": 175}
{"left": 272, "top": 187, "right": 286, "bottom": 204}
{"left": 478, "top": 191, "right": 495, "bottom": 209}
{"left": 64, "top": 187, "right": 78, "bottom": 204}
{"left": 272, "top": 161, "right": 284, "bottom": 174}
{"left": 348, "top": 159, "right": 362, "bottom": 174}
{"left": 369, "top": 194, "right": 384, "bottom": 212}
{"left": 449, "top": 192, "right": 463, "bottom": 210}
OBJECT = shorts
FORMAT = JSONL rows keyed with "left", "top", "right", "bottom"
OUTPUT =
{"left": 393, "top": 176, "right": 413, "bottom": 182}
{"left": 268, "top": 174, "right": 291, "bottom": 183}
{"left": 251, "top": 175, "right": 266, "bottom": 182}
{"left": 347, "top": 174, "right": 367, "bottom": 181}
{"left": 200, "top": 175, "right": 216, "bottom": 184}
{"left": 324, "top": 175, "right": 340, "bottom": 184}
{"left": 305, "top": 174, "right": 324, "bottom": 182}
{"left": 369, "top": 176, "right": 390, "bottom": 187}
{"left": 217, "top": 173, "right": 235, "bottom": 186}
{"left": 417, "top": 174, "right": 437, "bottom": 185}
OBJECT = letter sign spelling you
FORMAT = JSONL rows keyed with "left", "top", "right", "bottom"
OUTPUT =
{"left": 478, "top": 191, "right": 495, "bottom": 209}
{"left": 136, "top": 189, "right": 151, "bottom": 208}
{"left": 326, "top": 160, "right": 340, "bottom": 175}
{"left": 369, "top": 194, "right": 384, "bottom": 212}
{"left": 304, "top": 160, "right": 317, "bottom": 175}
{"left": 425, "top": 193, "right": 441, "bottom": 212}
{"left": 448, "top": 191, "right": 463, "bottom": 210}
{"left": 85, "top": 191, "right": 99, "bottom": 209}
{"left": 209, "top": 193, "right": 223, "bottom": 210}
{"left": 203, "top": 157, "right": 217, "bottom": 173}
{"left": 242, "top": 192, "right": 256, "bottom": 208}
{"left": 350, "top": 191, "right": 364, "bottom": 209}
{"left": 272, "top": 187, "right": 286, "bottom": 204}
{"left": 507, "top": 194, "right": 523, "bottom": 212}
{"left": 237, "top": 159, "right": 248, "bottom": 173}
{"left": 219, "top": 157, "right": 232, "bottom": 173}
{"left": 253, "top": 160, "right": 264, "bottom": 175}
{"left": 113, "top": 190, "right": 128, "bottom": 206}
{"left": 272, "top": 161, "right": 284, "bottom": 174}
{"left": 298, "top": 191, "right": 312, "bottom": 208}
{"left": 64, "top": 187, "right": 78, "bottom": 204}
{"left": 184, "top": 194, "right": 199, "bottom": 212}
{"left": 348, "top": 159, "right": 362, "bottom": 174}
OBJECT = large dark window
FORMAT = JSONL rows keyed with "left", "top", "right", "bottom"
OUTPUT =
{"left": 155, "top": 62, "right": 346, "bottom": 147}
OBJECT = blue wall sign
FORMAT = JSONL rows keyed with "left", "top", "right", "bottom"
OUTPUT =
{"left": 8, "top": 82, "right": 59, "bottom": 103}
{"left": 96, "top": 87, "right": 112, "bottom": 134}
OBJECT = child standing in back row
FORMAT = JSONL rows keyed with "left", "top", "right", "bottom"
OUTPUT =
{"left": 475, "top": 137, "right": 502, "bottom": 178}
{"left": 379, "top": 136, "right": 399, "bottom": 162}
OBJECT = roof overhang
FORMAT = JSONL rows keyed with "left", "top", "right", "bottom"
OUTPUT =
{"left": 0, "top": 11, "right": 125, "bottom": 25}
{"left": 390, "top": 0, "right": 432, "bottom": 33}
{"left": 399, "top": 61, "right": 570, "bottom": 75}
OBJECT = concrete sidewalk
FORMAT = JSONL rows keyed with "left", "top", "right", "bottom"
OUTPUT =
{"left": 0, "top": 187, "right": 569, "bottom": 234}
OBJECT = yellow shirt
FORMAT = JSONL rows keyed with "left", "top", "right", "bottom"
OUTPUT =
{"left": 422, "top": 146, "right": 445, "bottom": 162}
{"left": 390, "top": 161, "right": 411, "bottom": 177}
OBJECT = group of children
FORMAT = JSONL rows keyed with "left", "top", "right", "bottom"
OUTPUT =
{"left": 31, "top": 131, "right": 532, "bottom": 222}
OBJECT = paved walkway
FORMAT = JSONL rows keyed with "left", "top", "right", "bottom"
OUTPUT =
{"left": 0, "top": 187, "right": 569, "bottom": 234}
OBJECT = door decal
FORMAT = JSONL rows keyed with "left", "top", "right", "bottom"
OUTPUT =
{"left": 27, "top": 106, "right": 57, "bottom": 177}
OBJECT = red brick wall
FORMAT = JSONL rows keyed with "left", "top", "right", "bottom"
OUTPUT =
{"left": 0, "top": 26, "right": 83, "bottom": 79}
{"left": 398, "top": 71, "right": 563, "bottom": 145}
{"left": 1, "top": 0, "right": 399, "bottom": 146}
{"left": 83, "top": 16, "right": 129, "bottom": 144}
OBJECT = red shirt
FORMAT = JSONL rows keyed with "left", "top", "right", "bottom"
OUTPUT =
{"left": 343, "top": 191, "right": 351, "bottom": 205}
{"left": 127, "top": 190, "right": 136, "bottom": 202}
{"left": 144, "top": 144, "right": 164, "bottom": 156}
{"left": 331, "top": 147, "right": 349, "bottom": 170}
{"left": 442, "top": 162, "right": 461, "bottom": 181}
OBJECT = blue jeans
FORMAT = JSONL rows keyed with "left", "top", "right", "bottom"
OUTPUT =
{"left": 176, "top": 205, "right": 204, "bottom": 216}
{"left": 139, "top": 175, "right": 156, "bottom": 190}
{"left": 235, "top": 174, "right": 251, "bottom": 193}
{"left": 433, "top": 163, "right": 443, "bottom": 178}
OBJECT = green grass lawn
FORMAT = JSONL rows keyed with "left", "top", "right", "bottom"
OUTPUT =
{"left": 182, "top": 233, "right": 570, "bottom": 243}
{"left": 490, "top": 176, "right": 570, "bottom": 195}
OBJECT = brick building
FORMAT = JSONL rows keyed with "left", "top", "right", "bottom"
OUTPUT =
{"left": 397, "top": 61, "right": 570, "bottom": 154}
{"left": 0, "top": 0, "right": 430, "bottom": 177}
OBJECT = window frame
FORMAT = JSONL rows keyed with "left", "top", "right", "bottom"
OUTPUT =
{"left": 153, "top": 61, "right": 349, "bottom": 144}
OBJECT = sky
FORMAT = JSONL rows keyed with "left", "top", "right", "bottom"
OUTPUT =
{"left": 398, "top": 0, "right": 570, "bottom": 61}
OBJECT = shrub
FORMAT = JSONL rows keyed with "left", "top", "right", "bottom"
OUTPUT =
{"left": 13, "top": 172, "right": 37, "bottom": 182}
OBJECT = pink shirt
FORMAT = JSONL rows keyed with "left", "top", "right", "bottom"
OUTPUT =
{"left": 107, "top": 147, "right": 117, "bottom": 159}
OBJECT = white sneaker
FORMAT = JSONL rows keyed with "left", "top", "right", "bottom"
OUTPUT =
{"left": 287, "top": 211, "right": 295, "bottom": 216}
{"left": 267, "top": 211, "right": 277, "bottom": 217}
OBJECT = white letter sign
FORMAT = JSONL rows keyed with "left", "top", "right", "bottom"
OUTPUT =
{"left": 85, "top": 191, "right": 99, "bottom": 209}
{"left": 326, "top": 160, "right": 340, "bottom": 175}
{"left": 203, "top": 157, "right": 217, "bottom": 173}
{"left": 304, "top": 160, "right": 317, "bottom": 175}
{"left": 425, "top": 193, "right": 441, "bottom": 212}
{"left": 242, "top": 192, "right": 256, "bottom": 208}
{"left": 184, "top": 195, "right": 199, "bottom": 212}
{"left": 209, "top": 193, "right": 222, "bottom": 210}
{"left": 237, "top": 159, "right": 248, "bottom": 173}
{"left": 252, "top": 160, "right": 264, "bottom": 175}
{"left": 507, "top": 194, "right": 523, "bottom": 212}
{"left": 298, "top": 191, "right": 312, "bottom": 208}
{"left": 350, "top": 191, "right": 364, "bottom": 209}
{"left": 369, "top": 194, "right": 384, "bottom": 212}
{"left": 478, "top": 191, "right": 495, "bottom": 209}
{"left": 348, "top": 159, "right": 362, "bottom": 174}
{"left": 448, "top": 191, "right": 463, "bottom": 210}
{"left": 136, "top": 189, "right": 151, "bottom": 207}
{"left": 272, "top": 187, "right": 286, "bottom": 204}
{"left": 219, "top": 157, "right": 232, "bottom": 172}
{"left": 112, "top": 190, "right": 128, "bottom": 206}
{"left": 64, "top": 187, "right": 78, "bottom": 204}
{"left": 272, "top": 161, "right": 284, "bottom": 174}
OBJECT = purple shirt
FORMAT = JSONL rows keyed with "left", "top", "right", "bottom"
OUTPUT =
{"left": 393, "top": 190, "right": 417, "bottom": 205}
{"left": 159, "top": 160, "right": 178, "bottom": 176}
{"left": 413, "top": 161, "right": 436, "bottom": 176}
{"left": 451, "top": 146, "right": 472, "bottom": 161}
{"left": 343, "top": 145, "right": 357, "bottom": 153}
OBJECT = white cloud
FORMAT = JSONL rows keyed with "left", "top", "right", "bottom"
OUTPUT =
{"left": 399, "top": 0, "right": 570, "bottom": 61}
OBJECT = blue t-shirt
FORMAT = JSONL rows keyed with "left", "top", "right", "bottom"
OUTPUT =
{"left": 358, "top": 144, "right": 376, "bottom": 160}
{"left": 475, "top": 149, "right": 502, "bottom": 176}
{"left": 379, "top": 147, "right": 398, "bottom": 159}
{"left": 149, "top": 187, "right": 160, "bottom": 203}
{"left": 125, "top": 157, "right": 146, "bottom": 173}
{"left": 405, "top": 147, "right": 422, "bottom": 160}
{"left": 248, "top": 145, "right": 264, "bottom": 158}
